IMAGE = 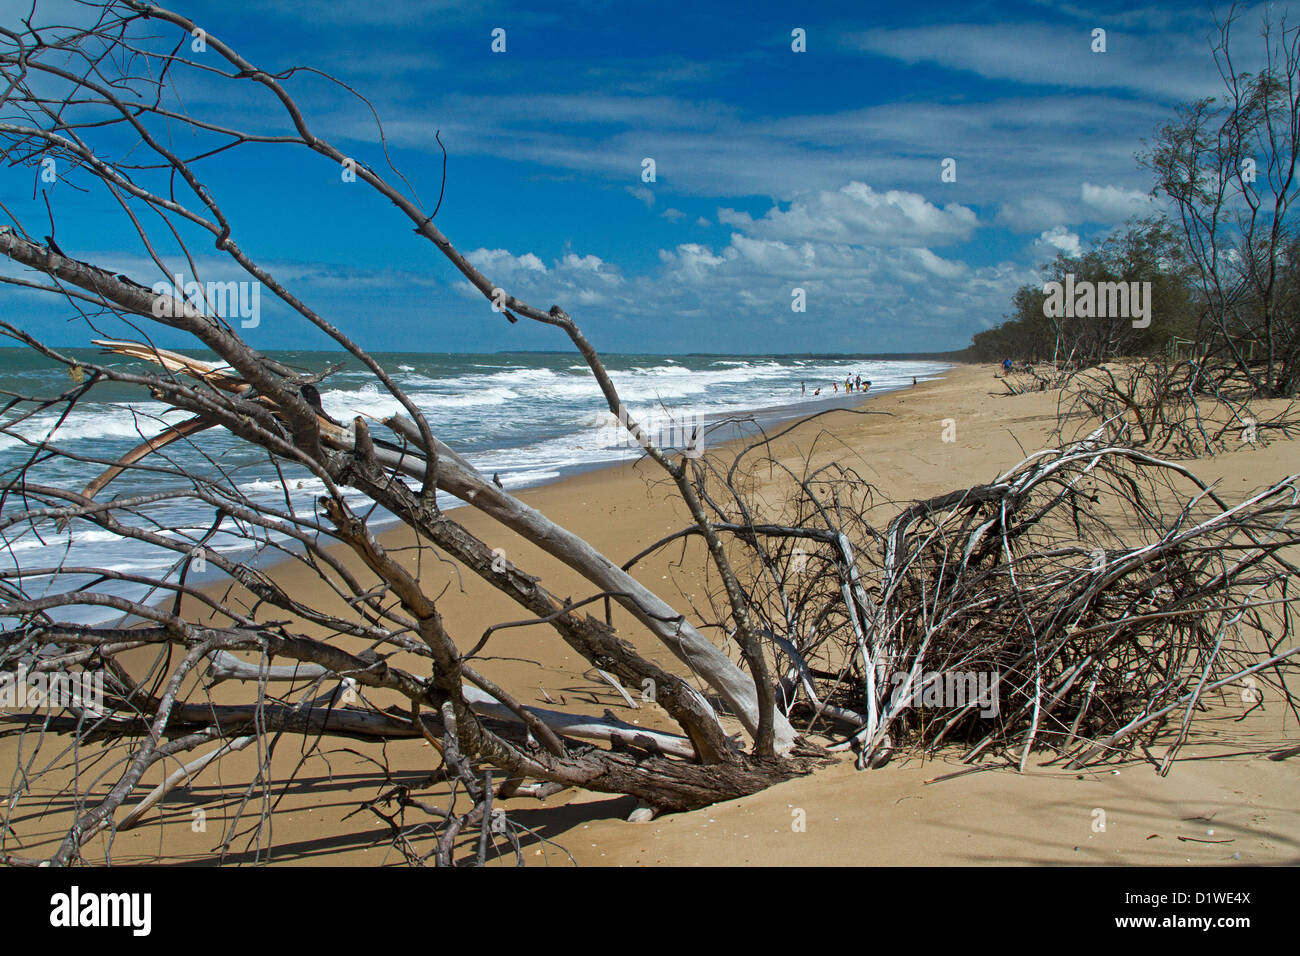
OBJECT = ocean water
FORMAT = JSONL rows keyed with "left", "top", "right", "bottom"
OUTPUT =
{"left": 0, "top": 349, "right": 949, "bottom": 623}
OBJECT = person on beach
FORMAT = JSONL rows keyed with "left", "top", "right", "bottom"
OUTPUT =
{"left": 801, "top": 382, "right": 806, "bottom": 395}
{"left": 833, "top": 382, "right": 838, "bottom": 392}
{"left": 855, "top": 374, "right": 862, "bottom": 390}
{"left": 863, "top": 380, "right": 872, "bottom": 392}
{"left": 813, "top": 387, "right": 821, "bottom": 395}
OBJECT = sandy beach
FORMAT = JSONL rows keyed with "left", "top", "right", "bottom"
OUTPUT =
{"left": 5, "top": 362, "right": 1297, "bottom": 866}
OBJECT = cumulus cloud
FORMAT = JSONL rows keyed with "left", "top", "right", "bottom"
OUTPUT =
{"left": 1081, "top": 182, "right": 1153, "bottom": 222}
{"left": 649, "top": 228, "right": 1023, "bottom": 347}
{"left": 1035, "top": 226, "right": 1082, "bottom": 258}
{"left": 655, "top": 242, "right": 729, "bottom": 283}
{"left": 560, "top": 252, "right": 609, "bottom": 273}
{"left": 457, "top": 182, "right": 1029, "bottom": 351}
{"left": 459, "top": 248, "right": 625, "bottom": 308}
{"left": 910, "top": 247, "right": 968, "bottom": 280}
{"left": 466, "top": 248, "right": 547, "bottom": 277}
{"left": 717, "top": 182, "right": 977, "bottom": 248}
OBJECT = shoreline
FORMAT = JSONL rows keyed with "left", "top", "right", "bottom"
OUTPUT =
{"left": 185, "top": 366, "right": 952, "bottom": 592}
{"left": 203, "top": 360, "right": 1300, "bottom": 866}
{"left": 9, "top": 359, "right": 1297, "bottom": 866}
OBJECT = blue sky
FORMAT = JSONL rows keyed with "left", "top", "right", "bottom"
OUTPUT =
{"left": 0, "top": 0, "right": 1282, "bottom": 353}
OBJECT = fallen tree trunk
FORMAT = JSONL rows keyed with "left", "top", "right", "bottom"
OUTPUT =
{"left": 206, "top": 650, "right": 698, "bottom": 758}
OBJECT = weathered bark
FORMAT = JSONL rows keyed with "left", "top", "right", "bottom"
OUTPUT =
{"left": 205, "top": 650, "right": 698, "bottom": 758}
{"left": 0, "top": 229, "right": 792, "bottom": 754}
{"left": 316, "top": 494, "right": 805, "bottom": 811}
{"left": 0, "top": 7, "right": 836, "bottom": 864}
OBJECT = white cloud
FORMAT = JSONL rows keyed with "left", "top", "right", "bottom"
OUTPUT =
{"left": 466, "top": 248, "right": 548, "bottom": 277}
{"left": 1036, "top": 226, "right": 1082, "bottom": 258}
{"left": 451, "top": 175, "right": 1038, "bottom": 350}
{"left": 843, "top": 22, "right": 1222, "bottom": 101}
{"left": 457, "top": 248, "right": 626, "bottom": 309}
{"left": 647, "top": 230, "right": 1031, "bottom": 347}
{"left": 911, "top": 248, "right": 968, "bottom": 280}
{"left": 656, "top": 242, "right": 728, "bottom": 280}
{"left": 717, "top": 182, "right": 977, "bottom": 248}
{"left": 1081, "top": 182, "right": 1153, "bottom": 222}
{"left": 560, "top": 252, "right": 609, "bottom": 273}
{"left": 447, "top": 187, "right": 1036, "bottom": 350}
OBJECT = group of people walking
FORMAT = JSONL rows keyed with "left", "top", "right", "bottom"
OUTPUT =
{"left": 801, "top": 375, "right": 871, "bottom": 397}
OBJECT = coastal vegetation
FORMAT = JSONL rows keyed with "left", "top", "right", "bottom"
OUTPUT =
{"left": 972, "top": 10, "right": 1300, "bottom": 402}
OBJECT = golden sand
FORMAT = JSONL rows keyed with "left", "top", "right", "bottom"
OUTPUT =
{"left": 5, "top": 363, "right": 1297, "bottom": 865}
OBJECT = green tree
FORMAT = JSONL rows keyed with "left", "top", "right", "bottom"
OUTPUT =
{"left": 971, "top": 220, "right": 1196, "bottom": 364}
{"left": 1144, "top": 6, "right": 1300, "bottom": 396}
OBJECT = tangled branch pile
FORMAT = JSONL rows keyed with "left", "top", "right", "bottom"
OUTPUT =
{"left": 1054, "top": 357, "right": 1299, "bottom": 457}
{"left": 998, "top": 364, "right": 1074, "bottom": 395}
{"left": 675, "top": 431, "right": 1300, "bottom": 771}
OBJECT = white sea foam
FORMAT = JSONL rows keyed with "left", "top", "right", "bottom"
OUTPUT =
{"left": 0, "top": 353, "right": 951, "bottom": 624}
{"left": 319, "top": 385, "right": 406, "bottom": 420}
{"left": 0, "top": 401, "right": 181, "bottom": 450}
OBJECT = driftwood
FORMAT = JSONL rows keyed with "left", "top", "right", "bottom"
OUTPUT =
{"left": 205, "top": 651, "right": 691, "bottom": 757}
{"left": 632, "top": 424, "right": 1300, "bottom": 771}
{"left": 0, "top": 2, "right": 1295, "bottom": 867}
{"left": 1054, "top": 358, "right": 1299, "bottom": 457}
{"left": 117, "top": 735, "right": 256, "bottom": 831}
{"left": 0, "top": 2, "right": 808, "bottom": 866}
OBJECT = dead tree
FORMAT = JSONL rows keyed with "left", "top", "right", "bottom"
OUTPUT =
{"left": 1145, "top": 4, "right": 1300, "bottom": 398}
{"left": 0, "top": 3, "right": 1296, "bottom": 866}
{"left": 642, "top": 424, "right": 1300, "bottom": 772}
{"left": 1053, "top": 357, "right": 1299, "bottom": 456}
{"left": 0, "top": 1, "right": 806, "bottom": 866}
